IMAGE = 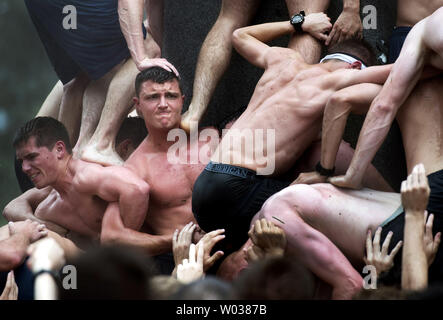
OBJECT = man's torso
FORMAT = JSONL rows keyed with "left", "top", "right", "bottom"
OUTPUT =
{"left": 397, "top": 0, "right": 443, "bottom": 26}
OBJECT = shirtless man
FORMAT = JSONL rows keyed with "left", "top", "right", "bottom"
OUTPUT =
{"left": 100, "top": 67, "right": 216, "bottom": 272}
{"left": 181, "top": 0, "right": 363, "bottom": 131}
{"left": 255, "top": 7, "right": 443, "bottom": 299}
{"left": 4, "top": 117, "right": 150, "bottom": 248}
{"left": 191, "top": 13, "right": 392, "bottom": 255}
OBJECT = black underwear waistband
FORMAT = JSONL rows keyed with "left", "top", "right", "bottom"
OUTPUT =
{"left": 204, "top": 161, "right": 256, "bottom": 179}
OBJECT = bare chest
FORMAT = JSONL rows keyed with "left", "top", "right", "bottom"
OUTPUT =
{"left": 35, "top": 189, "right": 106, "bottom": 235}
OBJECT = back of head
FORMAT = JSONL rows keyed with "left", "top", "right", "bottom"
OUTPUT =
{"left": 170, "top": 276, "right": 232, "bottom": 300}
{"left": 116, "top": 116, "right": 148, "bottom": 148}
{"left": 135, "top": 66, "right": 182, "bottom": 97}
{"left": 13, "top": 116, "right": 72, "bottom": 153}
{"left": 59, "top": 245, "right": 157, "bottom": 300}
{"left": 232, "top": 257, "right": 316, "bottom": 300}
{"left": 326, "top": 38, "right": 377, "bottom": 67}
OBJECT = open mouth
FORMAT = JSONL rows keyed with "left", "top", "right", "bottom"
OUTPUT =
{"left": 29, "top": 172, "right": 40, "bottom": 181}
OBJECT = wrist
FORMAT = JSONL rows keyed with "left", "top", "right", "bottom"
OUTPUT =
{"left": 343, "top": 2, "right": 359, "bottom": 13}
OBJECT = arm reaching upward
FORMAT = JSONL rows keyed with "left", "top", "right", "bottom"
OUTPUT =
{"left": 329, "top": 18, "right": 433, "bottom": 189}
{"left": 232, "top": 13, "right": 331, "bottom": 68}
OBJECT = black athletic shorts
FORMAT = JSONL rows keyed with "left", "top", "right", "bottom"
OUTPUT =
{"left": 24, "top": 0, "right": 143, "bottom": 84}
{"left": 379, "top": 169, "right": 443, "bottom": 286}
{"left": 192, "top": 162, "right": 290, "bottom": 252}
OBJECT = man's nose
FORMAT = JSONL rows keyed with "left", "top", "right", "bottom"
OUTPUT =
{"left": 159, "top": 95, "right": 168, "bottom": 107}
{"left": 22, "top": 160, "right": 31, "bottom": 173}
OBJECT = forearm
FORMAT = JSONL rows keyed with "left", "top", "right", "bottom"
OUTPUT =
{"left": 402, "top": 213, "right": 428, "bottom": 290}
{"left": 118, "top": 0, "right": 147, "bottom": 67}
{"left": 0, "top": 234, "right": 30, "bottom": 271}
{"left": 102, "top": 227, "right": 172, "bottom": 256}
{"left": 342, "top": 0, "right": 359, "bottom": 12}
{"left": 321, "top": 100, "right": 351, "bottom": 170}
{"left": 235, "top": 21, "right": 294, "bottom": 47}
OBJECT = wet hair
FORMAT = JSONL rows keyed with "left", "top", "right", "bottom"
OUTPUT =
{"left": 326, "top": 38, "right": 377, "bottom": 67}
{"left": 13, "top": 116, "right": 72, "bottom": 154}
{"left": 115, "top": 117, "right": 148, "bottom": 148}
{"left": 135, "top": 66, "right": 182, "bottom": 97}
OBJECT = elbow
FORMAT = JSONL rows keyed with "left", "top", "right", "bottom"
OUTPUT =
{"left": 232, "top": 28, "right": 246, "bottom": 49}
{"left": 372, "top": 102, "right": 395, "bottom": 119}
{"left": 327, "top": 92, "right": 352, "bottom": 113}
{"left": 3, "top": 203, "right": 14, "bottom": 222}
{"left": 129, "top": 182, "right": 150, "bottom": 205}
{"left": 100, "top": 227, "right": 121, "bottom": 245}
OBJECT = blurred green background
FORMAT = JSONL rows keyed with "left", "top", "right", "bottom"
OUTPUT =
{"left": 0, "top": 0, "right": 58, "bottom": 226}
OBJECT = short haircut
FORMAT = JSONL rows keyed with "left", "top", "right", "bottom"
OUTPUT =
{"left": 115, "top": 117, "right": 148, "bottom": 148}
{"left": 13, "top": 116, "right": 72, "bottom": 154}
{"left": 232, "top": 257, "right": 317, "bottom": 299}
{"left": 135, "top": 66, "right": 182, "bottom": 97}
{"left": 326, "top": 38, "right": 377, "bottom": 67}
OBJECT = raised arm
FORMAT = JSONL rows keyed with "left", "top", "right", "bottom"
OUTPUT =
{"left": 294, "top": 83, "right": 382, "bottom": 185}
{"left": 232, "top": 13, "right": 331, "bottom": 68}
{"left": 329, "top": 19, "right": 432, "bottom": 189}
{"left": 325, "top": 0, "right": 362, "bottom": 46}
{"left": 118, "top": 0, "right": 177, "bottom": 74}
{"left": 3, "top": 187, "right": 67, "bottom": 235}
{"left": 100, "top": 202, "right": 172, "bottom": 256}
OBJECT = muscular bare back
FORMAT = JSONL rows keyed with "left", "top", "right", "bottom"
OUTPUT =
{"left": 215, "top": 47, "right": 370, "bottom": 175}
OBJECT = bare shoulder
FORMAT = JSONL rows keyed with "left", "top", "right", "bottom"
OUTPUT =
{"left": 264, "top": 46, "right": 304, "bottom": 66}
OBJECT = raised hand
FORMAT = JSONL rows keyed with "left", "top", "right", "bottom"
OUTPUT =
{"left": 248, "top": 218, "right": 286, "bottom": 257}
{"left": 196, "top": 229, "right": 225, "bottom": 271}
{"left": 177, "top": 243, "right": 205, "bottom": 284}
{"left": 363, "top": 227, "right": 402, "bottom": 276}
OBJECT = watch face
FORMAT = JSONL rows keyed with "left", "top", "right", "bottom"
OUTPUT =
{"left": 292, "top": 15, "right": 303, "bottom": 24}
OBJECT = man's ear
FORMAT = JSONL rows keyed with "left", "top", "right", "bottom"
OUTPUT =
{"left": 350, "top": 61, "right": 362, "bottom": 69}
{"left": 54, "top": 141, "right": 66, "bottom": 159}
{"left": 133, "top": 97, "right": 141, "bottom": 115}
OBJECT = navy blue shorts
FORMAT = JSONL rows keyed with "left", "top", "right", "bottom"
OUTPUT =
{"left": 388, "top": 26, "right": 412, "bottom": 64}
{"left": 379, "top": 169, "right": 443, "bottom": 287}
{"left": 24, "top": 0, "right": 140, "bottom": 84}
{"left": 192, "top": 162, "right": 290, "bottom": 252}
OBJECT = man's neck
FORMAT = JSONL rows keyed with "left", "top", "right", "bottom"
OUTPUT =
{"left": 147, "top": 130, "right": 181, "bottom": 152}
{"left": 51, "top": 156, "right": 75, "bottom": 194}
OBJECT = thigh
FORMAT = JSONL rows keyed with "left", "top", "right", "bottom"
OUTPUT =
{"left": 220, "top": 0, "right": 261, "bottom": 24}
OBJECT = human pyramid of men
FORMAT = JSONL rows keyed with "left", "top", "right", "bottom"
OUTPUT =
{"left": 1, "top": 0, "right": 443, "bottom": 300}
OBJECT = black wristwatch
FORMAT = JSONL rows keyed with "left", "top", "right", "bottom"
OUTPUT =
{"left": 315, "top": 162, "right": 335, "bottom": 177}
{"left": 290, "top": 11, "right": 305, "bottom": 32}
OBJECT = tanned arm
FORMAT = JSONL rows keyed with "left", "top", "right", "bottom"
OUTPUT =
{"left": 3, "top": 187, "right": 67, "bottom": 235}
{"left": 232, "top": 13, "right": 332, "bottom": 68}
{"left": 100, "top": 202, "right": 172, "bottom": 255}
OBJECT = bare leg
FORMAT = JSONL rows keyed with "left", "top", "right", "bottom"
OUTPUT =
{"left": 58, "top": 74, "right": 90, "bottom": 147}
{"left": 255, "top": 183, "right": 400, "bottom": 299}
{"left": 80, "top": 32, "right": 161, "bottom": 166}
{"left": 182, "top": 0, "right": 261, "bottom": 131}
{"left": 285, "top": 0, "right": 329, "bottom": 63}
{"left": 72, "top": 64, "right": 121, "bottom": 159}
{"left": 36, "top": 81, "right": 63, "bottom": 119}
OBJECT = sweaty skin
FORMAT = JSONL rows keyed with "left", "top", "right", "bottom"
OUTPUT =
{"left": 212, "top": 17, "right": 391, "bottom": 177}
{"left": 101, "top": 78, "right": 218, "bottom": 255}
{"left": 6, "top": 136, "right": 149, "bottom": 248}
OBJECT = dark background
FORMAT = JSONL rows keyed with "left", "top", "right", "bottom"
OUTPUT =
{"left": 0, "top": 0, "right": 404, "bottom": 226}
